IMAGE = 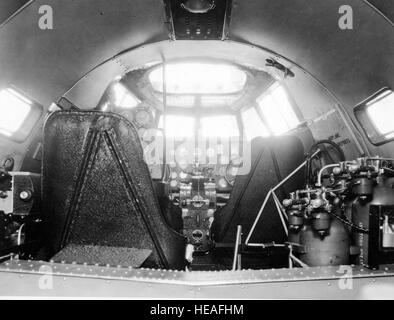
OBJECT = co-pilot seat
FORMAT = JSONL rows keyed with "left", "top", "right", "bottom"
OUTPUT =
{"left": 212, "top": 136, "right": 306, "bottom": 245}
{"left": 42, "top": 110, "right": 186, "bottom": 270}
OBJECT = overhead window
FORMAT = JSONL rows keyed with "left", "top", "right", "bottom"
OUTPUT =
{"left": 113, "top": 83, "right": 140, "bottom": 109}
{"left": 354, "top": 88, "right": 394, "bottom": 145}
{"left": 0, "top": 87, "right": 42, "bottom": 142}
{"left": 241, "top": 107, "right": 270, "bottom": 140}
{"left": 149, "top": 62, "right": 247, "bottom": 94}
{"left": 158, "top": 115, "right": 195, "bottom": 137}
{"left": 257, "top": 84, "right": 300, "bottom": 135}
{"left": 200, "top": 95, "right": 241, "bottom": 108}
{"left": 200, "top": 115, "right": 239, "bottom": 137}
{"left": 157, "top": 95, "right": 195, "bottom": 108}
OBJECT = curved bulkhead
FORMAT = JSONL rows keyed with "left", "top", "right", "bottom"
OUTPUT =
{"left": 0, "top": 0, "right": 392, "bottom": 298}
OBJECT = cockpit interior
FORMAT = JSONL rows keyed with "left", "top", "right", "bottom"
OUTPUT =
{"left": 0, "top": 0, "right": 393, "bottom": 298}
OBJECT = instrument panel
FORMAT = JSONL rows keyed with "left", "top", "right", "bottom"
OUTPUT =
{"left": 119, "top": 102, "right": 245, "bottom": 252}
{"left": 167, "top": 163, "right": 234, "bottom": 193}
{"left": 165, "top": 160, "right": 243, "bottom": 253}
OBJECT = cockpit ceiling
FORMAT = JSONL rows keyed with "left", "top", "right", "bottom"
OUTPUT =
{"left": 0, "top": 0, "right": 392, "bottom": 115}
{"left": 366, "top": 0, "right": 394, "bottom": 22}
{"left": 0, "top": 0, "right": 30, "bottom": 26}
{"left": 119, "top": 59, "right": 274, "bottom": 113}
{"left": 61, "top": 41, "right": 288, "bottom": 110}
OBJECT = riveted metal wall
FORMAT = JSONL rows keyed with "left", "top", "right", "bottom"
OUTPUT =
{"left": 1, "top": 260, "right": 394, "bottom": 298}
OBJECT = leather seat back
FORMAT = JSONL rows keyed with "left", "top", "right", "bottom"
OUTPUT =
{"left": 212, "top": 135, "right": 306, "bottom": 244}
{"left": 42, "top": 111, "right": 186, "bottom": 270}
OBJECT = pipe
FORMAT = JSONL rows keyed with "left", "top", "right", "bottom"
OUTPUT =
{"left": 17, "top": 223, "right": 25, "bottom": 246}
{"left": 367, "top": 157, "right": 394, "bottom": 161}
{"left": 232, "top": 225, "right": 242, "bottom": 271}
{"left": 289, "top": 252, "right": 309, "bottom": 268}
{"left": 161, "top": 56, "right": 168, "bottom": 182}
{"left": 245, "top": 149, "right": 320, "bottom": 244}
{"left": 0, "top": 253, "right": 14, "bottom": 261}
{"left": 273, "top": 193, "right": 288, "bottom": 236}
{"left": 272, "top": 191, "right": 288, "bottom": 219}
{"left": 317, "top": 164, "right": 340, "bottom": 186}
{"left": 246, "top": 243, "right": 286, "bottom": 248}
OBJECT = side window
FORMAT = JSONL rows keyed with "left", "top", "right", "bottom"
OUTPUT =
{"left": 354, "top": 88, "right": 394, "bottom": 145}
{"left": 0, "top": 87, "right": 42, "bottom": 142}
{"left": 257, "top": 84, "right": 300, "bottom": 135}
{"left": 112, "top": 83, "right": 140, "bottom": 109}
{"left": 241, "top": 107, "right": 270, "bottom": 140}
{"left": 241, "top": 83, "right": 300, "bottom": 138}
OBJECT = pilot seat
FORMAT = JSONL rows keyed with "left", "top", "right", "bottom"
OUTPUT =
{"left": 42, "top": 110, "right": 187, "bottom": 270}
{"left": 211, "top": 135, "right": 306, "bottom": 268}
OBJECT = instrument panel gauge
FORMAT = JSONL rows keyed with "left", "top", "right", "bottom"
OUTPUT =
{"left": 135, "top": 108, "right": 154, "bottom": 127}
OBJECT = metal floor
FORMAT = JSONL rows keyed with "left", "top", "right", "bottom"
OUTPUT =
{"left": 0, "top": 259, "right": 394, "bottom": 298}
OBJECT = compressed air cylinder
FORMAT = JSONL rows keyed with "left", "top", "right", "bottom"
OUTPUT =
{"left": 297, "top": 217, "right": 350, "bottom": 266}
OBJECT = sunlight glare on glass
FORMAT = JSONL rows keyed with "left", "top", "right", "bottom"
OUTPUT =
{"left": 149, "top": 62, "right": 247, "bottom": 94}
{"left": 158, "top": 115, "right": 195, "bottom": 137}
{"left": 200, "top": 95, "right": 240, "bottom": 107}
{"left": 257, "top": 84, "right": 299, "bottom": 135}
{"left": 200, "top": 115, "right": 239, "bottom": 137}
{"left": 113, "top": 83, "right": 140, "bottom": 109}
{"left": 158, "top": 95, "right": 195, "bottom": 108}
{"left": 0, "top": 88, "right": 32, "bottom": 136}
{"left": 367, "top": 90, "right": 394, "bottom": 137}
{"left": 241, "top": 107, "right": 270, "bottom": 140}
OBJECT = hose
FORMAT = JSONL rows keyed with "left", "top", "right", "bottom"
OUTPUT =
{"left": 317, "top": 164, "right": 341, "bottom": 186}
{"left": 305, "top": 140, "right": 345, "bottom": 186}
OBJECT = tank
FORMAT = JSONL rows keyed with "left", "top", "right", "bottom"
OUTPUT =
{"left": 352, "top": 177, "right": 394, "bottom": 266}
{"left": 295, "top": 216, "right": 350, "bottom": 266}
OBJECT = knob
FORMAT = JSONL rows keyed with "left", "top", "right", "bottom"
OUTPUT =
{"left": 19, "top": 190, "right": 32, "bottom": 201}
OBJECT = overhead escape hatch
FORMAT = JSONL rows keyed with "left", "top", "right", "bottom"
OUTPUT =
{"left": 163, "top": 0, "right": 232, "bottom": 40}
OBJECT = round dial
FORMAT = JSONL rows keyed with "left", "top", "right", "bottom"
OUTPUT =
{"left": 135, "top": 108, "right": 153, "bottom": 127}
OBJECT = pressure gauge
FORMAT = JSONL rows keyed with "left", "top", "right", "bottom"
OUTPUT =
{"left": 135, "top": 108, "right": 154, "bottom": 127}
